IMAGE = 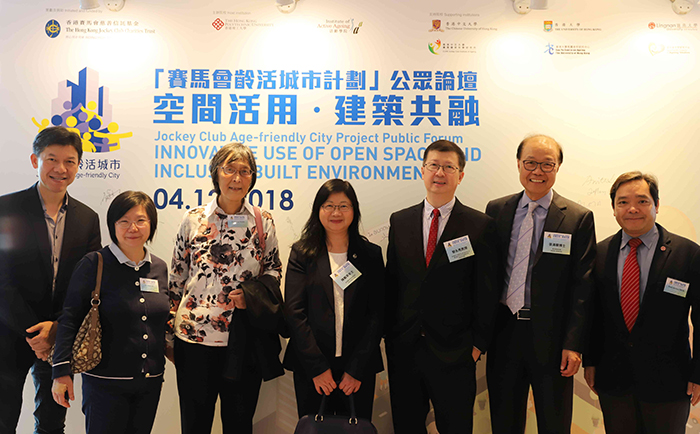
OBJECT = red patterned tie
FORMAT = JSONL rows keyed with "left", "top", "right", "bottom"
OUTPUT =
{"left": 620, "top": 238, "right": 643, "bottom": 331}
{"left": 426, "top": 208, "right": 440, "bottom": 266}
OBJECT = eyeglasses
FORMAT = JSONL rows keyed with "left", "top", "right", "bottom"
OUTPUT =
{"left": 219, "top": 166, "right": 253, "bottom": 177}
{"left": 116, "top": 218, "right": 149, "bottom": 229}
{"left": 321, "top": 204, "right": 353, "bottom": 213}
{"left": 423, "top": 163, "right": 460, "bottom": 174}
{"left": 521, "top": 160, "right": 557, "bottom": 173}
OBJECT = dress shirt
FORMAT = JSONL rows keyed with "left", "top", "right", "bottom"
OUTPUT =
{"left": 422, "top": 197, "right": 456, "bottom": 258}
{"left": 37, "top": 184, "right": 68, "bottom": 293}
{"left": 328, "top": 251, "right": 347, "bottom": 357}
{"left": 503, "top": 190, "right": 552, "bottom": 308}
{"left": 617, "top": 225, "right": 659, "bottom": 302}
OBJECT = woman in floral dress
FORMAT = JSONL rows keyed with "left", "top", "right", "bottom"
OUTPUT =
{"left": 167, "top": 142, "right": 285, "bottom": 434}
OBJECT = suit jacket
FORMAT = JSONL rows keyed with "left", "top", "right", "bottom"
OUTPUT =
{"left": 283, "top": 240, "right": 385, "bottom": 380}
{"left": 0, "top": 184, "right": 101, "bottom": 351}
{"left": 587, "top": 224, "right": 700, "bottom": 402}
{"left": 385, "top": 198, "right": 499, "bottom": 365}
{"left": 486, "top": 190, "right": 595, "bottom": 365}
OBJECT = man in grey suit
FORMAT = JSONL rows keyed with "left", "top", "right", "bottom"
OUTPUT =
{"left": 485, "top": 134, "right": 596, "bottom": 434}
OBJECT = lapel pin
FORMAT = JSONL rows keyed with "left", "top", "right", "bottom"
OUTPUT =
{"left": 352, "top": 253, "right": 357, "bottom": 259}
{"left": 660, "top": 246, "right": 666, "bottom": 251}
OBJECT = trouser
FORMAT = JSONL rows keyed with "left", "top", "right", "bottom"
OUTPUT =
{"left": 598, "top": 391, "right": 690, "bottom": 434}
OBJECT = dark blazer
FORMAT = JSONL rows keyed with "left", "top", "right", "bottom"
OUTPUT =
{"left": 587, "top": 224, "right": 700, "bottom": 402}
{"left": 486, "top": 190, "right": 595, "bottom": 365}
{"left": 283, "top": 240, "right": 385, "bottom": 380}
{"left": 0, "top": 184, "right": 101, "bottom": 345}
{"left": 385, "top": 198, "right": 499, "bottom": 365}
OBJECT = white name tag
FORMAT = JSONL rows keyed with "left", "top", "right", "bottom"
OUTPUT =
{"left": 139, "top": 278, "right": 159, "bottom": 293}
{"left": 227, "top": 215, "right": 248, "bottom": 228}
{"left": 330, "top": 261, "right": 362, "bottom": 290}
{"left": 443, "top": 235, "right": 475, "bottom": 263}
{"left": 664, "top": 277, "right": 689, "bottom": 298}
{"left": 542, "top": 232, "right": 572, "bottom": 255}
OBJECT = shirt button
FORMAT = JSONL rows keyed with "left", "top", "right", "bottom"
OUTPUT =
{"left": 135, "top": 281, "right": 140, "bottom": 286}
{"left": 143, "top": 334, "right": 148, "bottom": 340}
{"left": 135, "top": 266, "right": 140, "bottom": 271}
{"left": 141, "top": 353, "right": 147, "bottom": 359}
{"left": 141, "top": 316, "right": 147, "bottom": 321}
{"left": 139, "top": 298, "right": 145, "bottom": 303}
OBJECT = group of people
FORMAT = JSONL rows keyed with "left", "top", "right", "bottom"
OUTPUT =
{"left": 0, "top": 126, "right": 698, "bottom": 434}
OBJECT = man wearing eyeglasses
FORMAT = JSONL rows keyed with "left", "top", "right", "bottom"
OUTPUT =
{"left": 484, "top": 134, "right": 596, "bottom": 434}
{"left": 385, "top": 140, "right": 499, "bottom": 433}
{"left": 0, "top": 127, "right": 101, "bottom": 433}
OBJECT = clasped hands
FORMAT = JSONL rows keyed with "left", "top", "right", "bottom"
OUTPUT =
{"left": 312, "top": 369, "right": 361, "bottom": 396}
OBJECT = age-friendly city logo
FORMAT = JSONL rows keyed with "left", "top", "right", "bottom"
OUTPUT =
{"left": 45, "top": 19, "right": 61, "bottom": 38}
{"left": 31, "top": 67, "right": 132, "bottom": 153}
{"left": 428, "top": 39, "right": 442, "bottom": 55}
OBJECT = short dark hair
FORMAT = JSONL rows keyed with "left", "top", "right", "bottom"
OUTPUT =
{"left": 610, "top": 171, "right": 659, "bottom": 208}
{"left": 516, "top": 134, "right": 564, "bottom": 165}
{"left": 209, "top": 143, "right": 257, "bottom": 196}
{"left": 33, "top": 126, "right": 83, "bottom": 161}
{"left": 422, "top": 140, "right": 466, "bottom": 171}
{"left": 107, "top": 191, "right": 158, "bottom": 245}
{"left": 295, "top": 179, "right": 366, "bottom": 261}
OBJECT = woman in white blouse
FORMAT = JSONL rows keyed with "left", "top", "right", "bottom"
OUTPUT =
{"left": 283, "top": 179, "right": 385, "bottom": 420}
{"left": 168, "top": 143, "right": 285, "bottom": 434}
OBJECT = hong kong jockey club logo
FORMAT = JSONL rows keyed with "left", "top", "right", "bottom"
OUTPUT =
{"left": 428, "top": 39, "right": 441, "bottom": 55}
{"left": 31, "top": 67, "right": 132, "bottom": 153}
{"left": 212, "top": 18, "right": 224, "bottom": 30}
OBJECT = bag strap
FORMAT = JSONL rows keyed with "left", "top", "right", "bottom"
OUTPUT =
{"left": 253, "top": 207, "right": 265, "bottom": 277}
{"left": 315, "top": 391, "right": 358, "bottom": 424}
{"left": 86, "top": 252, "right": 103, "bottom": 361}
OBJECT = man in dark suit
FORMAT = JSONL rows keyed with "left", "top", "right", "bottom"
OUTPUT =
{"left": 584, "top": 171, "right": 700, "bottom": 434}
{"left": 485, "top": 134, "right": 596, "bottom": 434}
{"left": 385, "top": 140, "right": 499, "bottom": 433}
{"left": 0, "top": 127, "right": 101, "bottom": 434}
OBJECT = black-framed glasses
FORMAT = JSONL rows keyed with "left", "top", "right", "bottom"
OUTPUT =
{"left": 321, "top": 204, "right": 353, "bottom": 213}
{"left": 521, "top": 160, "right": 557, "bottom": 173}
{"left": 423, "top": 163, "right": 459, "bottom": 174}
{"left": 219, "top": 166, "right": 253, "bottom": 177}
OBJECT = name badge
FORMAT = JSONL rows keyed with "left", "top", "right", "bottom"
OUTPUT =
{"left": 664, "top": 277, "right": 689, "bottom": 298}
{"left": 443, "top": 235, "right": 475, "bottom": 263}
{"left": 542, "top": 232, "right": 571, "bottom": 255}
{"left": 139, "top": 278, "right": 159, "bottom": 293}
{"left": 330, "top": 261, "right": 362, "bottom": 290}
{"left": 227, "top": 215, "right": 248, "bottom": 228}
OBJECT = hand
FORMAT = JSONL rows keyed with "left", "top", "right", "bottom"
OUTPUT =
{"left": 26, "top": 321, "right": 57, "bottom": 355}
{"left": 560, "top": 350, "right": 581, "bottom": 377}
{"left": 472, "top": 347, "right": 481, "bottom": 362}
{"left": 312, "top": 369, "right": 337, "bottom": 396}
{"left": 584, "top": 366, "right": 597, "bottom": 395}
{"left": 165, "top": 346, "right": 175, "bottom": 365}
{"left": 338, "top": 372, "right": 361, "bottom": 396}
{"left": 688, "top": 382, "right": 700, "bottom": 406}
{"left": 228, "top": 289, "right": 246, "bottom": 310}
{"left": 52, "top": 376, "right": 74, "bottom": 408}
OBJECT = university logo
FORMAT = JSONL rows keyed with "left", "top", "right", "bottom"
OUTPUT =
{"left": 544, "top": 21, "right": 553, "bottom": 32}
{"left": 430, "top": 20, "right": 444, "bottom": 32}
{"left": 544, "top": 43, "right": 555, "bottom": 55}
{"left": 45, "top": 19, "right": 61, "bottom": 38}
{"left": 31, "top": 67, "right": 132, "bottom": 153}
{"left": 212, "top": 18, "right": 224, "bottom": 30}
{"left": 648, "top": 22, "right": 656, "bottom": 29}
{"left": 428, "top": 39, "right": 441, "bottom": 55}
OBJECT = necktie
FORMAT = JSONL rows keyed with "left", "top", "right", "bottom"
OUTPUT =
{"left": 506, "top": 202, "right": 538, "bottom": 314}
{"left": 426, "top": 208, "right": 440, "bottom": 266}
{"left": 620, "top": 238, "right": 643, "bottom": 332}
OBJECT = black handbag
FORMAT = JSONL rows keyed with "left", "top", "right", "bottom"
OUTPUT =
{"left": 293, "top": 393, "right": 377, "bottom": 434}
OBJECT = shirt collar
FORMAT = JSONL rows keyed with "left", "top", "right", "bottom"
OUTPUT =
{"left": 109, "top": 242, "right": 152, "bottom": 268}
{"left": 205, "top": 197, "right": 254, "bottom": 218}
{"left": 620, "top": 224, "right": 659, "bottom": 250}
{"left": 36, "top": 183, "right": 68, "bottom": 214}
{"left": 518, "top": 189, "right": 552, "bottom": 211}
{"left": 423, "top": 196, "right": 456, "bottom": 219}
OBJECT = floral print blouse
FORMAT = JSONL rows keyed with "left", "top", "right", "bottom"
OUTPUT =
{"left": 168, "top": 199, "right": 282, "bottom": 347}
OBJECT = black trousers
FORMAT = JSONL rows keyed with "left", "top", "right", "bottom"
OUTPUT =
{"left": 81, "top": 374, "right": 163, "bottom": 434}
{"left": 386, "top": 337, "right": 476, "bottom": 434}
{"left": 487, "top": 308, "right": 573, "bottom": 434}
{"left": 0, "top": 335, "right": 67, "bottom": 434}
{"left": 292, "top": 357, "right": 377, "bottom": 420}
{"left": 174, "top": 338, "right": 262, "bottom": 434}
{"left": 598, "top": 391, "right": 690, "bottom": 434}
